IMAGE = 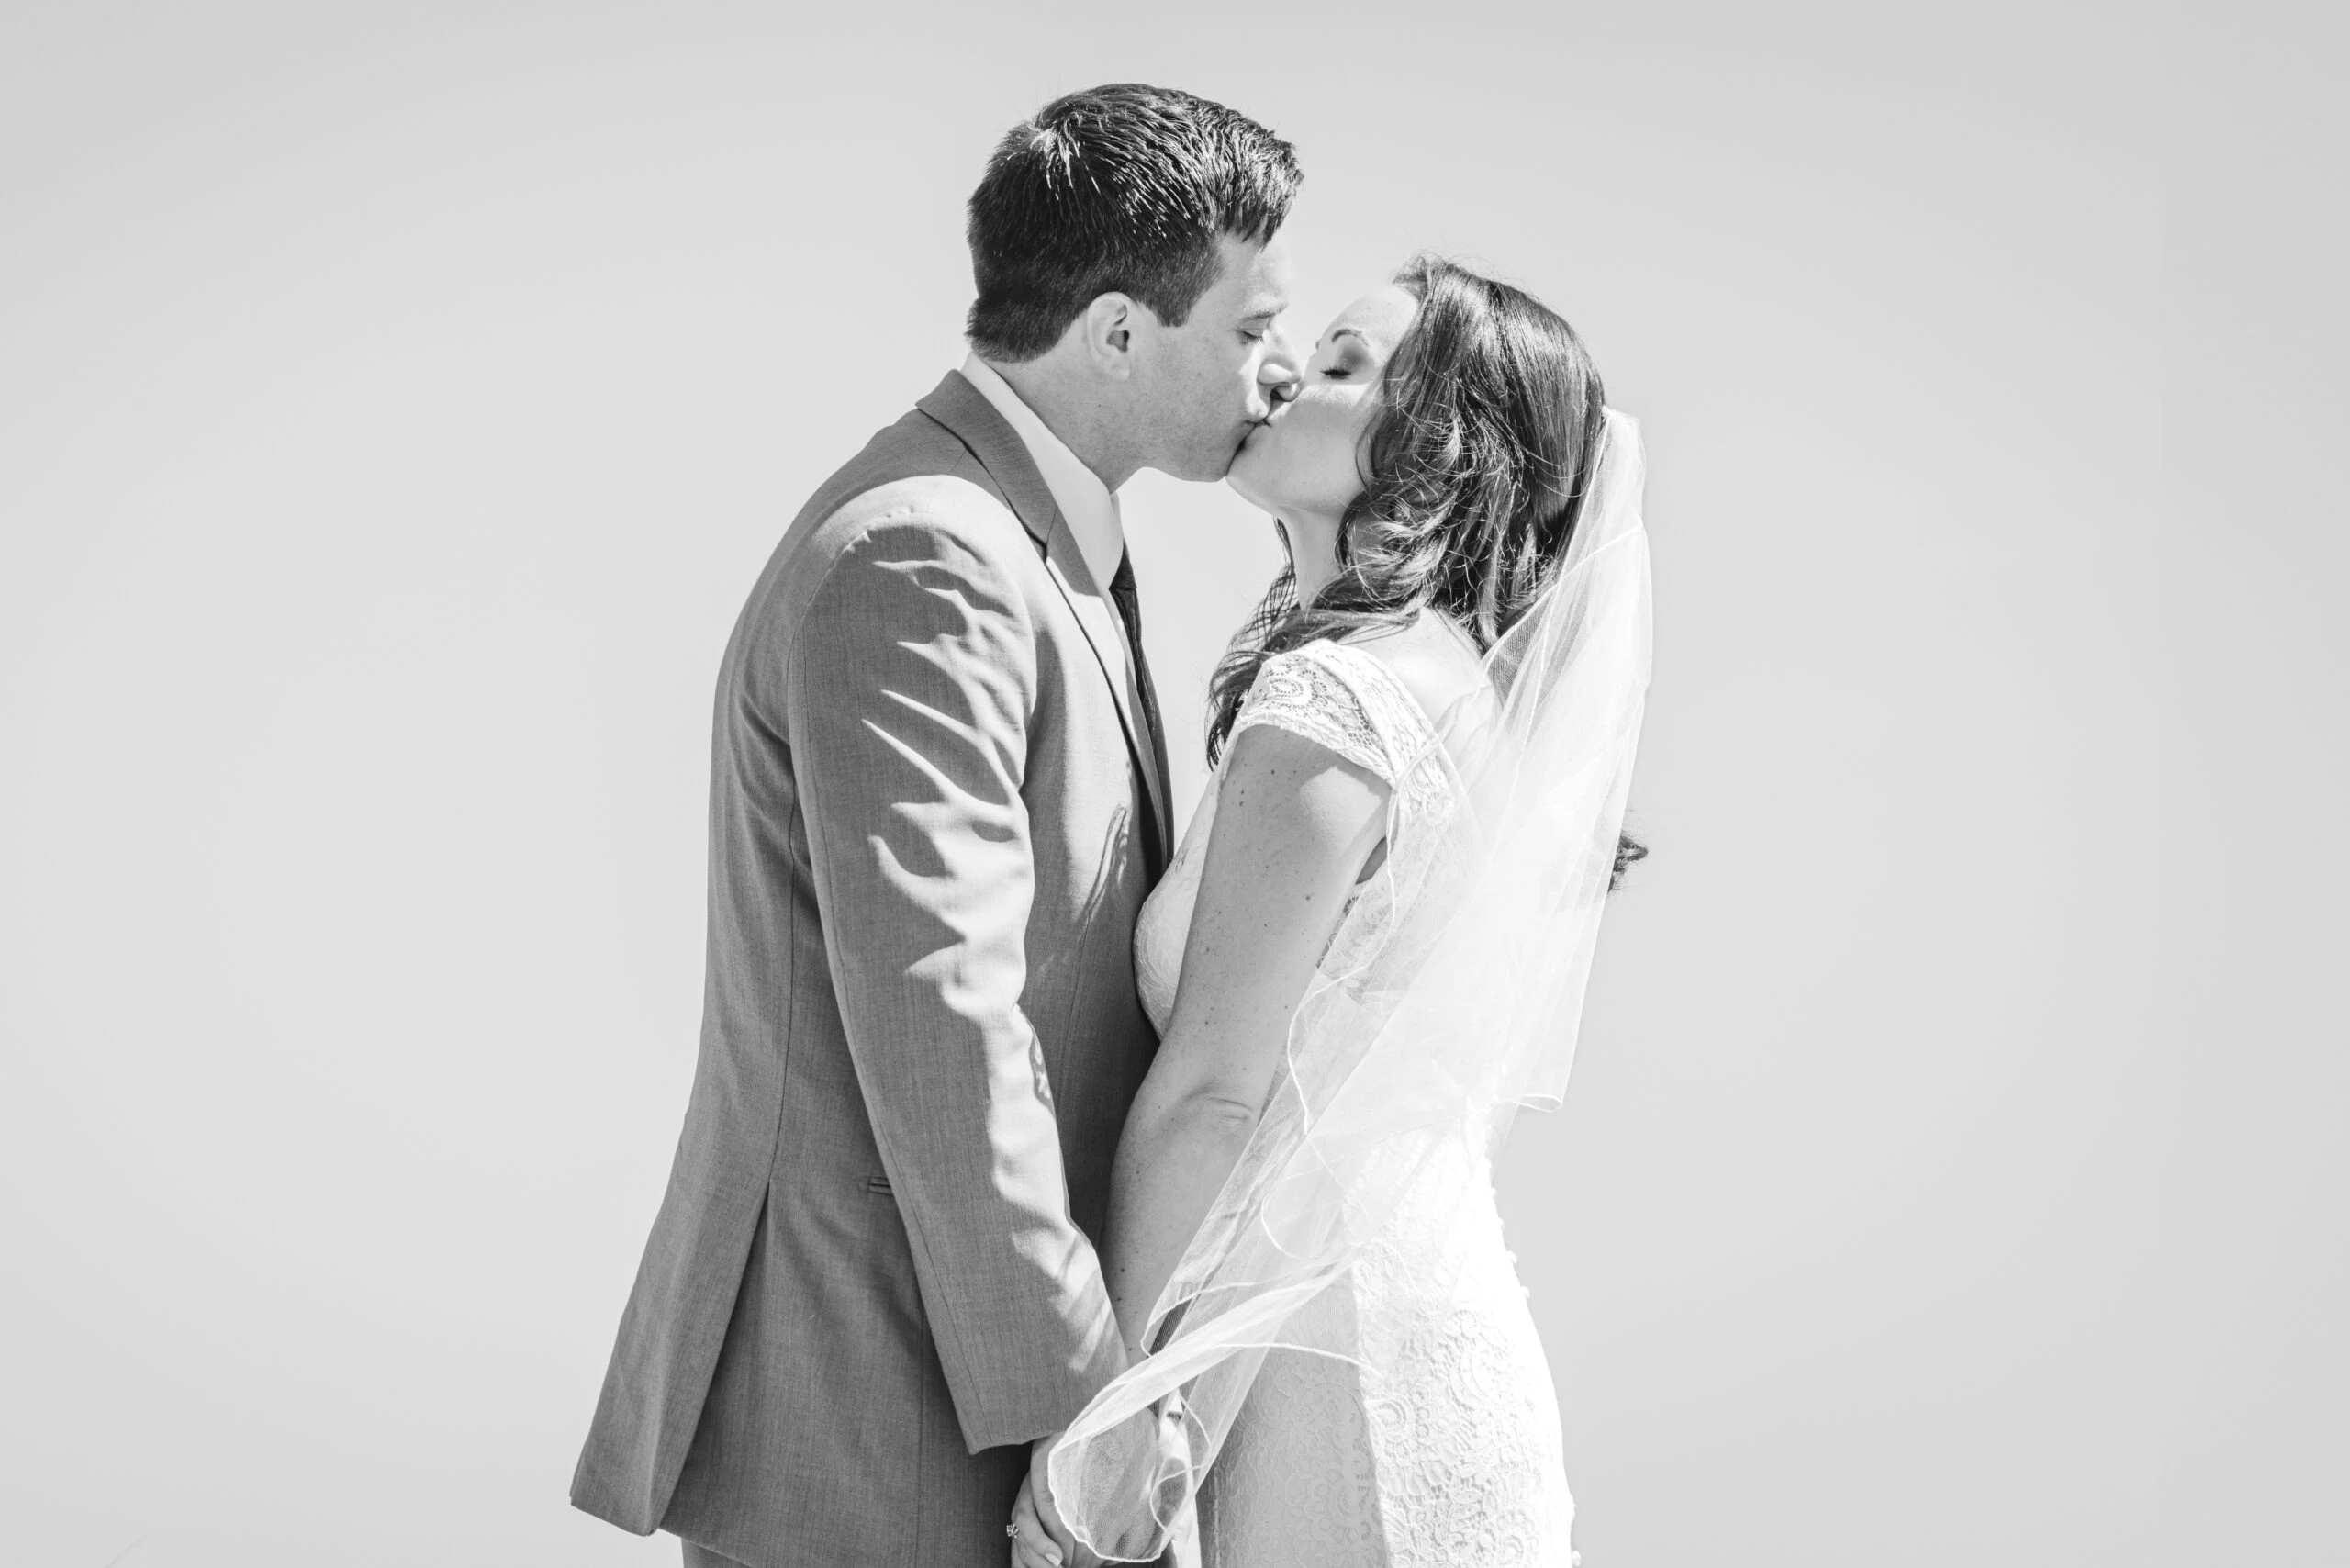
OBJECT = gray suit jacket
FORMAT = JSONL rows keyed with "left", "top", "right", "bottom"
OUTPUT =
{"left": 572, "top": 371, "right": 1172, "bottom": 1566}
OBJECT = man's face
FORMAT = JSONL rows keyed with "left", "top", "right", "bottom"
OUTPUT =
{"left": 1136, "top": 232, "right": 1299, "bottom": 482}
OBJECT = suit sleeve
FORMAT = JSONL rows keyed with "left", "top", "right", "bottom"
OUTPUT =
{"left": 787, "top": 510, "right": 1125, "bottom": 1453}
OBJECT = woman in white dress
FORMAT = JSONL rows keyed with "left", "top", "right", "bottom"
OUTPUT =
{"left": 1015, "top": 255, "right": 1653, "bottom": 1567}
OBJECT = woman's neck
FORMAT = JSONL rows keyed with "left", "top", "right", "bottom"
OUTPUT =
{"left": 1283, "top": 508, "right": 1345, "bottom": 603}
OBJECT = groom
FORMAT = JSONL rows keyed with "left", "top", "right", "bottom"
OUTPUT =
{"left": 572, "top": 84, "right": 1300, "bottom": 1567}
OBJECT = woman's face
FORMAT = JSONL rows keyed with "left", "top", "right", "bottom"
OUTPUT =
{"left": 1227, "top": 284, "right": 1420, "bottom": 519}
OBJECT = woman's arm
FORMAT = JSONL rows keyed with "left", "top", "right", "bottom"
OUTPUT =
{"left": 1103, "top": 722, "right": 1391, "bottom": 1353}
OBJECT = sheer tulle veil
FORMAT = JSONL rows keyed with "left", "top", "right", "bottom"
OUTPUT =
{"left": 1050, "top": 409, "right": 1654, "bottom": 1562}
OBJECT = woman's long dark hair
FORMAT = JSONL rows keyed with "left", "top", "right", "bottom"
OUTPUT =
{"left": 1206, "top": 254, "right": 1645, "bottom": 882}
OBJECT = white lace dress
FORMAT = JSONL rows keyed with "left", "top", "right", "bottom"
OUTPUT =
{"left": 1133, "top": 638, "right": 1578, "bottom": 1568}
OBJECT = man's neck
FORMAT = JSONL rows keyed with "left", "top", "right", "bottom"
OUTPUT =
{"left": 985, "top": 355, "right": 1141, "bottom": 492}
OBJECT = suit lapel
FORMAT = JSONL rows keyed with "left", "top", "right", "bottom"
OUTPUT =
{"left": 914, "top": 373, "right": 1173, "bottom": 865}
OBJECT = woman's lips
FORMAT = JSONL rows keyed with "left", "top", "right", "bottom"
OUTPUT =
{"left": 1241, "top": 408, "right": 1289, "bottom": 444}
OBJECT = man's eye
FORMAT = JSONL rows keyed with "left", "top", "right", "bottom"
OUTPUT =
{"left": 1239, "top": 330, "right": 1266, "bottom": 343}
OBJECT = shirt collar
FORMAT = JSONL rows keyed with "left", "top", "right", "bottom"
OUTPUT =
{"left": 957, "top": 353, "right": 1125, "bottom": 592}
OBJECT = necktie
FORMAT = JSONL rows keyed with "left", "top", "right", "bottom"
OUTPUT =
{"left": 1107, "top": 550, "right": 1174, "bottom": 877}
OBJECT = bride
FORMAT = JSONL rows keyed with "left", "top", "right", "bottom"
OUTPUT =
{"left": 1013, "top": 254, "right": 1652, "bottom": 1567}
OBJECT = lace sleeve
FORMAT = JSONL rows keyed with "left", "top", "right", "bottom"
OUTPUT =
{"left": 1228, "top": 644, "right": 1395, "bottom": 783}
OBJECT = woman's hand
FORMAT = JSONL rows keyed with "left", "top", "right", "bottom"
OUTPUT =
{"left": 1008, "top": 1472, "right": 1064, "bottom": 1568}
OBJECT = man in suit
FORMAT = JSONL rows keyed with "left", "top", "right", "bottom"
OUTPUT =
{"left": 571, "top": 84, "right": 1301, "bottom": 1567}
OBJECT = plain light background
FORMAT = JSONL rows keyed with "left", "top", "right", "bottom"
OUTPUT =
{"left": 3, "top": 4, "right": 2340, "bottom": 1565}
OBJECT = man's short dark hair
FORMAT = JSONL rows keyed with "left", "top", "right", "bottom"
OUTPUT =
{"left": 966, "top": 84, "right": 1302, "bottom": 362}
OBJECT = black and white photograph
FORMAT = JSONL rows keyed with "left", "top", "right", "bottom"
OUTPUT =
{"left": 2, "top": 5, "right": 2339, "bottom": 1566}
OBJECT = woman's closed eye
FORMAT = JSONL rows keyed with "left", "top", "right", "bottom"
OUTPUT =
{"left": 1318, "top": 340, "right": 1374, "bottom": 380}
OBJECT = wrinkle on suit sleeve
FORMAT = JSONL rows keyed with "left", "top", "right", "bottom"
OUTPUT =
{"left": 786, "top": 505, "right": 1126, "bottom": 1452}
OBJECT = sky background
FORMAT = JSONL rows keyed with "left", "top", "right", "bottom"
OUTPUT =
{"left": 2, "top": 3, "right": 2341, "bottom": 1565}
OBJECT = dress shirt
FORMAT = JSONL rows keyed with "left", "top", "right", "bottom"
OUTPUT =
{"left": 957, "top": 353, "right": 1127, "bottom": 594}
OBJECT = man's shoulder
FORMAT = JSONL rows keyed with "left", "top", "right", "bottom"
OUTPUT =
{"left": 789, "top": 407, "right": 1034, "bottom": 574}
{"left": 728, "top": 403, "right": 1045, "bottom": 672}
{"left": 810, "top": 475, "right": 1029, "bottom": 565}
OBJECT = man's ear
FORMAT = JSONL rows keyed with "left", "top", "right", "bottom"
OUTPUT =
{"left": 1081, "top": 292, "right": 1142, "bottom": 381}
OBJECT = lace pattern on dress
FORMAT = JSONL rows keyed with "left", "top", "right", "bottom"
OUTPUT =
{"left": 1227, "top": 642, "right": 1450, "bottom": 816}
{"left": 1229, "top": 643, "right": 1395, "bottom": 779}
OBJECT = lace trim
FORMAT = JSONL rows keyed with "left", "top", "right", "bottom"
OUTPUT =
{"left": 1230, "top": 642, "right": 1449, "bottom": 813}
{"left": 1230, "top": 644, "right": 1392, "bottom": 778}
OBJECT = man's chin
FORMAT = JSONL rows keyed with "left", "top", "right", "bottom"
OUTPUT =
{"left": 1169, "top": 450, "right": 1244, "bottom": 486}
{"left": 1156, "top": 426, "right": 1263, "bottom": 486}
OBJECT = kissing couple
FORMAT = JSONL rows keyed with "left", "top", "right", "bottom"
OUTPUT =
{"left": 573, "top": 82, "right": 1652, "bottom": 1568}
